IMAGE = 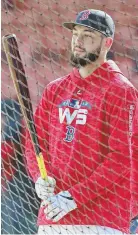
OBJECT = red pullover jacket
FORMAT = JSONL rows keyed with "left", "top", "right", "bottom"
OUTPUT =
{"left": 131, "top": 101, "right": 138, "bottom": 220}
{"left": 25, "top": 60, "right": 138, "bottom": 233}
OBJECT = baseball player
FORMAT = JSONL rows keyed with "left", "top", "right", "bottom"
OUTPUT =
{"left": 25, "top": 9, "right": 138, "bottom": 235}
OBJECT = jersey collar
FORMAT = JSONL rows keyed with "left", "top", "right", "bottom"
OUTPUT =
{"left": 71, "top": 60, "right": 123, "bottom": 84}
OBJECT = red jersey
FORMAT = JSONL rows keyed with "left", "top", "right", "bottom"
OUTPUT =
{"left": 131, "top": 101, "right": 138, "bottom": 219}
{"left": 25, "top": 60, "right": 138, "bottom": 233}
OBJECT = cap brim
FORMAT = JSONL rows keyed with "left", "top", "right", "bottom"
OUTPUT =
{"left": 63, "top": 22, "right": 97, "bottom": 30}
{"left": 63, "top": 22, "right": 107, "bottom": 36}
{"left": 64, "top": 22, "right": 99, "bottom": 31}
{"left": 63, "top": 22, "right": 76, "bottom": 30}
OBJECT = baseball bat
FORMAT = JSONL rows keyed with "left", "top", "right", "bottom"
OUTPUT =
{"left": 2, "top": 34, "right": 48, "bottom": 180}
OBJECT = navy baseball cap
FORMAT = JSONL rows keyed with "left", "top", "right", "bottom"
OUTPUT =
{"left": 63, "top": 9, "right": 115, "bottom": 38}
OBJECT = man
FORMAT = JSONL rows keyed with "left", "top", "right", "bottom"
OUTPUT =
{"left": 25, "top": 9, "right": 138, "bottom": 234}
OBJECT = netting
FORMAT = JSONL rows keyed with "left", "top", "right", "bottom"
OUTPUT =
{"left": 1, "top": 0, "right": 138, "bottom": 234}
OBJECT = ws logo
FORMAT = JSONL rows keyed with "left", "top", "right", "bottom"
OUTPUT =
{"left": 58, "top": 99, "right": 91, "bottom": 125}
{"left": 59, "top": 108, "right": 88, "bottom": 125}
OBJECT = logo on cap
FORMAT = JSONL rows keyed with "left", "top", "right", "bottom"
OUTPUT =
{"left": 106, "top": 28, "right": 110, "bottom": 34}
{"left": 80, "top": 10, "right": 91, "bottom": 21}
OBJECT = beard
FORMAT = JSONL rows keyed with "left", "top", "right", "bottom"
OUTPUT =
{"left": 70, "top": 46, "right": 101, "bottom": 68}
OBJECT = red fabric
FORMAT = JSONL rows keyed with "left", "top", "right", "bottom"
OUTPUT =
{"left": 25, "top": 60, "right": 138, "bottom": 233}
{"left": 1, "top": 141, "right": 16, "bottom": 184}
{"left": 131, "top": 101, "right": 138, "bottom": 219}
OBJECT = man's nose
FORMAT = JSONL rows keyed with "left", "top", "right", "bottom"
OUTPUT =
{"left": 75, "top": 35, "right": 83, "bottom": 45}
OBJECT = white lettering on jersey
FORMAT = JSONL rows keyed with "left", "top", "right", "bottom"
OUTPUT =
{"left": 129, "top": 104, "right": 135, "bottom": 137}
{"left": 59, "top": 108, "right": 88, "bottom": 125}
{"left": 76, "top": 109, "right": 88, "bottom": 125}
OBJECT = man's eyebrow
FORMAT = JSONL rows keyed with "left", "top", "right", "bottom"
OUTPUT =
{"left": 73, "top": 27, "right": 96, "bottom": 33}
{"left": 83, "top": 29, "right": 95, "bottom": 33}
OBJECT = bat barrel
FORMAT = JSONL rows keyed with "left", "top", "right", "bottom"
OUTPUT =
{"left": 2, "top": 34, "right": 48, "bottom": 180}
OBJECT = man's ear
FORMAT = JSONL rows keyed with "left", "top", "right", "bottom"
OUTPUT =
{"left": 105, "top": 37, "right": 113, "bottom": 49}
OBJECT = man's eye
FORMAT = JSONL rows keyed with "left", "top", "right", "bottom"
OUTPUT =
{"left": 73, "top": 33, "right": 78, "bottom": 36}
{"left": 84, "top": 34, "right": 93, "bottom": 38}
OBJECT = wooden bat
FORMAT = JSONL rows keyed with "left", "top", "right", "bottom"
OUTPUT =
{"left": 2, "top": 34, "right": 48, "bottom": 180}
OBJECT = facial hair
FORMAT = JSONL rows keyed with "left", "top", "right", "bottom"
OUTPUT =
{"left": 70, "top": 45, "right": 101, "bottom": 68}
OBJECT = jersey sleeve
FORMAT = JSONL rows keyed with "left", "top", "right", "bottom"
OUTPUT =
{"left": 131, "top": 100, "right": 138, "bottom": 219}
{"left": 68, "top": 86, "right": 138, "bottom": 207}
{"left": 25, "top": 88, "right": 51, "bottom": 182}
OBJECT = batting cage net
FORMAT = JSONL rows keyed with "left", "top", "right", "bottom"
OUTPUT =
{"left": 1, "top": 0, "right": 138, "bottom": 234}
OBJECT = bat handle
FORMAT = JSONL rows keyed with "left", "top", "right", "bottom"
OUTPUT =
{"left": 36, "top": 152, "right": 48, "bottom": 180}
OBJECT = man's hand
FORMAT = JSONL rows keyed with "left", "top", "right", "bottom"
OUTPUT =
{"left": 35, "top": 176, "right": 56, "bottom": 200}
{"left": 43, "top": 191, "right": 77, "bottom": 222}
